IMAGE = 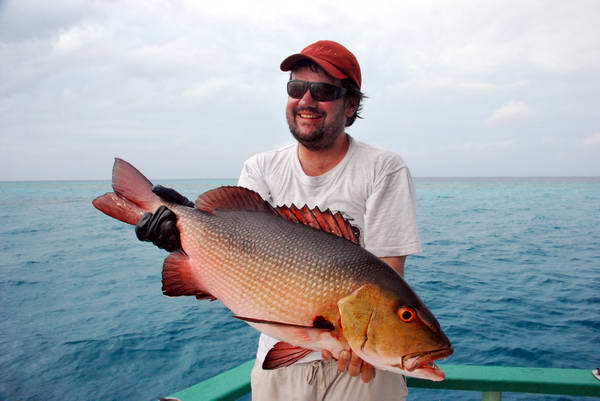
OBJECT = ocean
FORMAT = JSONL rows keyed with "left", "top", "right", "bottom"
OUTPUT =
{"left": 1, "top": 177, "right": 599, "bottom": 401}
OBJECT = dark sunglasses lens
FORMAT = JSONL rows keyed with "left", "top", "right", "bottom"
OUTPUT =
{"left": 287, "top": 81, "right": 307, "bottom": 99}
{"left": 287, "top": 80, "right": 344, "bottom": 101}
{"left": 311, "top": 83, "right": 339, "bottom": 101}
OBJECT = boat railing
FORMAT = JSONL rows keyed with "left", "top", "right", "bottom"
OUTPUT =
{"left": 163, "top": 359, "right": 600, "bottom": 401}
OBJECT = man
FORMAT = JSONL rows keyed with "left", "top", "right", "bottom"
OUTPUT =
{"left": 137, "top": 40, "right": 421, "bottom": 400}
{"left": 238, "top": 40, "right": 420, "bottom": 401}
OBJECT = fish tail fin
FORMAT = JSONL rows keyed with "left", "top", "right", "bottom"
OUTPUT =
{"left": 92, "top": 192, "right": 146, "bottom": 225}
{"left": 111, "top": 158, "right": 161, "bottom": 211}
{"left": 92, "top": 158, "right": 162, "bottom": 224}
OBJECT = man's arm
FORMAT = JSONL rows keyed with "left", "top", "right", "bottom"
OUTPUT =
{"left": 381, "top": 255, "right": 406, "bottom": 277}
{"left": 328, "top": 161, "right": 419, "bottom": 383}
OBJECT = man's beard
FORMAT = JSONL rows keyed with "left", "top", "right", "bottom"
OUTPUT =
{"left": 287, "top": 107, "right": 346, "bottom": 151}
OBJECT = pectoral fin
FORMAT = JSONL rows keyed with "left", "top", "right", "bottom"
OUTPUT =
{"left": 234, "top": 315, "right": 334, "bottom": 331}
{"left": 263, "top": 342, "right": 313, "bottom": 369}
{"left": 234, "top": 315, "right": 336, "bottom": 363}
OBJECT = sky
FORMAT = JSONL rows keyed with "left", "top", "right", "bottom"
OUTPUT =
{"left": 1, "top": 0, "right": 599, "bottom": 180}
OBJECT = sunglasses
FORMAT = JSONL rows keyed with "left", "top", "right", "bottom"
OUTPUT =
{"left": 287, "top": 80, "right": 348, "bottom": 102}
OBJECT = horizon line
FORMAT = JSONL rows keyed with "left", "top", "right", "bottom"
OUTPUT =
{"left": 1, "top": 175, "right": 599, "bottom": 183}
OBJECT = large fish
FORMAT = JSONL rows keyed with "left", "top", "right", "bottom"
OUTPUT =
{"left": 93, "top": 158, "right": 452, "bottom": 381}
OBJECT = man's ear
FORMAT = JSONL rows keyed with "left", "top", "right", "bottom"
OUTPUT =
{"left": 345, "top": 100, "right": 357, "bottom": 118}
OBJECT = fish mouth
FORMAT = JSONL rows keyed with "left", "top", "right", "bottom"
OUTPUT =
{"left": 395, "top": 347, "right": 453, "bottom": 380}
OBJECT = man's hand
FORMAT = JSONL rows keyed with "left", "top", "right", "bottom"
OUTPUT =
{"left": 135, "top": 205, "right": 181, "bottom": 251}
{"left": 134, "top": 185, "right": 195, "bottom": 252}
{"left": 322, "top": 349, "right": 376, "bottom": 383}
{"left": 151, "top": 185, "right": 195, "bottom": 208}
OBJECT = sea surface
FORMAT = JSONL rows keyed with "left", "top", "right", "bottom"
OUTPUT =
{"left": 1, "top": 177, "right": 599, "bottom": 401}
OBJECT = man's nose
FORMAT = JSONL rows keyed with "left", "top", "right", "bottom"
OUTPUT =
{"left": 298, "top": 88, "right": 317, "bottom": 107}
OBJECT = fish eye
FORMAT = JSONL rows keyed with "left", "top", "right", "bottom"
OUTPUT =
{"left": 397, "top": 306, "right": 416, "bottom": 323}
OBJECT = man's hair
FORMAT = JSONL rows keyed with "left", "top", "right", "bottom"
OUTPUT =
{"left": 290, "top": 59, "right": 366, "bottom": 127}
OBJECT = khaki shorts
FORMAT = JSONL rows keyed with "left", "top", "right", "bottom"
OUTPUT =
{"left": 251, "top": 359, "right": 408, "bottom": 401}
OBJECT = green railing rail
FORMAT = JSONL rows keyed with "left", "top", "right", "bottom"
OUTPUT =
{"left": 165, "top": 359, "right": 600, "bottom": 401}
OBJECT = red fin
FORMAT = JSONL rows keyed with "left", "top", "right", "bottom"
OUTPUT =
{"left": 162, "top": 252, "right": 215, "bottom": 299}
{"left": 112, "top": 158, "right": 161, "bottom": 211}
{"left": 263, "top": 342, "right": 313, "bottom": 369}
{"left": 195, "top": 185, "right": 359, "bottom": 244}
{"left": 92, "top": 192, "right": 145, "bottom": 225}
{"left": 275, "top": 205, "right": 360, "bottom": 244}
{"left": 236, "top": 316, "right": 335, "bottom": 353}
{"left": 234, "top": 315, "right": 332, "bottom": 330}
{"left": 195, "top": 186, "right": 277, "bottom": 214}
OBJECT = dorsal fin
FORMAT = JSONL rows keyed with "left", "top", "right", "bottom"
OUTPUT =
{"left": 274, "top": 205, "right": 360, "bottom": 245}
{"left": 196, "top": 186, "right": 360, "bottom": 244}
{"left": 195, "top": 186, "right": 277, "bottom": 214}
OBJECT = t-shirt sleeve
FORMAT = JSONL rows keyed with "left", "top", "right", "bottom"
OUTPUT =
{"left": 363, "top": 164, "right": 422, "bottom": 257}
{"left": 237, "top": 156, "right": 272, "bottom": 203}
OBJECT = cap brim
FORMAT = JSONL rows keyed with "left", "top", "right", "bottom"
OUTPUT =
{"left": 280, "top": 54, "right": 347, "bottom": 81}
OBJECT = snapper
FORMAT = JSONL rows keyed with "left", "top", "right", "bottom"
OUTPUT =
{"left": 92, "top": 158, "right": 452, "bottom": 381}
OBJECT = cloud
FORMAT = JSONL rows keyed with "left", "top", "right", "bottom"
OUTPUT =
{"left": 53, "top": 23, "right": 103, "bottom": 53}
{"left": 581, "top": 132, "right": 600, "bottom": 147}
{"left": 1, "top": 1, "right": 600, "bottom": 179}
{"left": 488, "top": 101, "right": 530, "bottom": 124}
{"left": 182, "top": 79, "right": 234, "bottom": 100}
{"left": 394, "top": 77, "right": 529, "bottom": 94}
{"left": 447, "top": 139, "right": 517, "bottom": 153}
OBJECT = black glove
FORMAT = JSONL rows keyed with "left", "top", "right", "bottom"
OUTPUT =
{"left": 134, "top": 185, "right": 194, "bottom": 251}
{"left": 136, "top": 205, "right": 181, "bottom": 251}
{"left": 152, "top": 185, "right": 195, "bottom": 207}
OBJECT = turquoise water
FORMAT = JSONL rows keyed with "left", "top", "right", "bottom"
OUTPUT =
{"left": 1, "top": 177, "right": 599, "bottom": 401}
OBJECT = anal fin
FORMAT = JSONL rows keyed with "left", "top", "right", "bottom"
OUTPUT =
{"left": 263, "top": 342, "right": 313, "bottom": 370}
{"left": 162, "top": 251, "right": 215, "bottom": 300}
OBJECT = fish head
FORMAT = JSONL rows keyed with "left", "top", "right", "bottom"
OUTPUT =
{"left": 338, "top": 284, "right": 452, "bottom": 381}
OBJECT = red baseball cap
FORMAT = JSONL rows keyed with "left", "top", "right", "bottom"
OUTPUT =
{"left": 280, "top": 40, "right": 362, "bottom": 89}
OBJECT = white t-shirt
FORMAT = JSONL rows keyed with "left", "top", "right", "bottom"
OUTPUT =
{"left": 237, "top": 135, "right": 422, "bottom": 363}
